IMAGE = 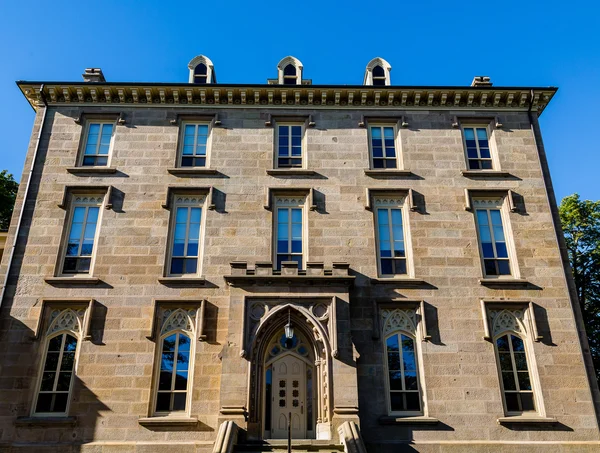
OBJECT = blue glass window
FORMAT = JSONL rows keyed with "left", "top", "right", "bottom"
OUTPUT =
{"left": 156, "top": 332, "right": 191, "bottom": 413}
{"left": 277, "top": 125, "right": 303, "bottom": 168}
{"left": 463, "top": 126, "right": 493, "bottom": 170}
{"left": 35, "top": 333, "right": 78, "bottom": 414}
{"left": 376, "top": 207, "right": 407, "bottom": 276}
{"left": 276, "top": 207, "right": 303, "bottom": 270}
{"left": 476, "top": 207, "right": 511, "bottom": 276}
{"left": 496, "top": 334, "right": 535, "bottom": 413}
{"left": 370, "top": 126, "right": 397, "bottom": 169}
{"left": 82, "top": 122, "right": 113, "bottom": 166}
{"left": 170, "top": 204, "right": 202, "bottom": 275}
{"left": 63, "top": 202, "right": 100, "bottom": 274}
{"left": 181, "top": 123, "right": 209, "bottom": 167}
{"left": 386, "top": 333, "right": 421, "bottom": 413}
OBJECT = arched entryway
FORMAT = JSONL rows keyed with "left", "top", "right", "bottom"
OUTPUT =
{"left": 247, "top": 303, "right": 332, "bottom": 440}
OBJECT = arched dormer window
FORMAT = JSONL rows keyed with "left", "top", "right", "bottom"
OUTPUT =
{"left": 381, "top": 308, "right": 423, "bottom": 415}
{"left": 364, "top": 57, "right": 392, "bottom": 86}
{"left": 188, "top": 55, "right": 216, "bottom": 84}
{"left": 276, "top": 56, "right": 303, "bottom": 85}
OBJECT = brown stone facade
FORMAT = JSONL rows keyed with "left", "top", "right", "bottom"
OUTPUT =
{"left": 0, "top": 82, "right": 599, "bottom": 452}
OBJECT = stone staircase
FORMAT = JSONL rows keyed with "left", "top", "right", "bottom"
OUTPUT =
{"left": 234, "top": 439, "right": 345, "bottom": 453}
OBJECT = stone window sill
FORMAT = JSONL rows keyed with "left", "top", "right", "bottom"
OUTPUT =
{"left": 44, "top": 276, "right": 101, "bottom": 286}
{"left": 497, "top": 416, "right": 557, "bottom": 425}
{"left": 364, "top": 169, "right": 414, "bottom": 177}
{"left": 167, "top": 168, "right": 219, "bottom": 176}
{"left": 266, "top": 169, "right": 316, "bottom": 176}
{"left": 461, "top": 170, "right": 513, "bottom": 178}
{"left": 370, "top": 277, "right": 428, "bottom": 288}
{"left": 379, "top": 415, "right": 439, "bottom": 425}
{"left": 15, "top": 416, "right": 77, "bottom": 427}
{"left": 158, "top": 277, "right": 207, "bottom": 287}
{"left": 479, "top": 278, "right": 531, "bottom": 288}
{"left": 138, "top": 416, "right": 198, "bottom": 427}
{"left": 66, "top": 167, "right": 118, "bottom": 175}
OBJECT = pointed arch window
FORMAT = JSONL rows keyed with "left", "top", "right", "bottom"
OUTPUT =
{"left": 372, "top": 66, "right": 386, "bottom": 86}
{"left": 33, "top": 308, "right": 86, "bottom": 416}
{"left": 283, "top": 65, "right": 297, "bottom": 85}
{"left": 364, "top": 57, "right": 391, "bottom": 86}
{"left": 151, "top": 307, "right": 198, "bottom": 416}
{"left": 381, "top": 307, "right": 424, "bottom": 415}
{"left": 194, "top": 63, "right": 208, "bottom": 84}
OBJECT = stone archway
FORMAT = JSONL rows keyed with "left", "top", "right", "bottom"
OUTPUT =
{"left": 246, "top": 302, "right": 333, "bottom": 440}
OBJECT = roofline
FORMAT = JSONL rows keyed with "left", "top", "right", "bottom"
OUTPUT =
{"left": 16, "top": 80, "right": 558, "bottom": 92}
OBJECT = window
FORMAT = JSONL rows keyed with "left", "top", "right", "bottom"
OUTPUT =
{"left": 374, "top": 198, "right": 409, "bottom": 277}
{"left": 167, "top": 195, "right": 205, "bottom": 276}
{"left": 485, "top": 305, "right": 543, "bottom": 416}
{"left": 462, "top": 125, "right": 493, "bottom": 170}
{"left": 473, "top": 199, "right": 512, "bottom": 276}
{"left": 80, "top": 121, "right": 114, "bottom": 166}
{"left": 276, "top": 124, "right": 304, "bottom": 168}
{"left": 369, "top": 125, "right": 398, "bottom": 169}
{"left": 193, "top": 63, "right": 208, "bottom": 84}
{"left": 283, "top": 64, "right": 297, "bottom": 85}
{"left": 381, "top": 308, "right": 424, "bottom": 415}
{"left": 179, "top": 122, "right": 210, "bottom": 167}
{"left": 274, "top": 197, "right": 305, "bottom": 270}
{"left": 372, "top": 65, "right": 386, "bottom": 86}
{"left": 495, "top": 333, "right": 535, "bottom": 413}
{"left": 61, "top": 195, "right": 103, "bottom": 275}
{"left": 33, "top": 308, "right": 85, "bottom": 416}
{"left": 152, "top": 307, "right": 198, "bottom": 416}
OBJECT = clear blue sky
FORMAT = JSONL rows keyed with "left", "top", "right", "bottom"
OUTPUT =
{"left": 1, "top": 1, "right": 598, "bottom": 202}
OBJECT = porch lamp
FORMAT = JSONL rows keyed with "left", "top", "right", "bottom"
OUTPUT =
{"left": 284, "top": 309, "right": 294, "bottom": 339}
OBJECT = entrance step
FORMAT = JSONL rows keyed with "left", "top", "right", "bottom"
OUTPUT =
{"left": 234, "top": 439, "right": 344, "bottom": 453}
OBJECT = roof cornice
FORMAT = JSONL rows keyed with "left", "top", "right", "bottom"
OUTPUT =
{"left": 16, "top": 81, "right": 557, "bottom": 115}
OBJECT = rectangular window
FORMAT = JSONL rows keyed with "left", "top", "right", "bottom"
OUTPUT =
{"left": 276, "top": 124, "right": 303, "bottom": 168}
{"left": 462, "top": 125, "right": 493, "bottom": 170}
{"left": 80, "top": 121, "right": 114, "bottom": 166}
{"left": 374, "top": 200, "right": 408, "bottom": 277}
{"left": 474, "top": 200, "right": 511, "bottom": 276}
{"left": 369, "top": 125, "right": 398, "bottom": 169}
{"left": 179, "top": 122, "right": 210, "bottom": 167}
{"left": 62, "top": 195, "right": 103, "bottom": 274}
{"left": 274, "top": 198, "right": 304, "bottom": 270}
{"left": 168, "top": 196, "right": 204, "bottom": 276}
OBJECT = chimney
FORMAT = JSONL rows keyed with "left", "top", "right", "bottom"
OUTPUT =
{"left": 82, "top": 68, "right": 106, "bottom": 83}
{"left": 471, "top": 76, "right": 492, "bottom": 87}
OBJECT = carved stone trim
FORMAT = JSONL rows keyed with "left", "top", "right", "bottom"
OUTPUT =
{"left": 33, "top": 299, "right": 94, "bottom": 341}
{"left": 147, "top": 299, "right": 206, "bottom": 341}
{"left": 481, "top": 299, "right": 542, "bottom": 342}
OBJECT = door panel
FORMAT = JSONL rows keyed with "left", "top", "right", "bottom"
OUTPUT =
{"left": 271, "top": 355, "right": 305, "bottom": 439}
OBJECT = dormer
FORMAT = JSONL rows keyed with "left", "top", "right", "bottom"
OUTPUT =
{"left": 363, "top": 57, "right": 392, "bottom": 86}
{"left": 268, "top": 56, "right": 311, "bottom": 85}
{"left": 188, "top": 55, "right": 216, "bottom": 84}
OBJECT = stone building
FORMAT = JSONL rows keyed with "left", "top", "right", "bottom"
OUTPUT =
{"left": 0, "top": 55, "right": 599, "bottom": 452}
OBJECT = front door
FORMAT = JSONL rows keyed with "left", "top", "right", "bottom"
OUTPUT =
{"left": 271, "top": 354, "right": 306, "bottom": 439}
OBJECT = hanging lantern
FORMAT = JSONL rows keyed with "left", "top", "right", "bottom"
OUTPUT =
{"left": 284, "top": 309, "right": 294, "bottom": 339}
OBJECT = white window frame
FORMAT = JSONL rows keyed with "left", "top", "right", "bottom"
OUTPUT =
{"left": 58, "top": 194, "right": 105, "bottom": 277}
{"left": 31, "top": 308, "right": 84, "bottom": 418}
{"left": 165, "top": 194, "right": 207, "bottom": 277}
{"left": 380, "top": 307, "right": 427, "bottom": 417}
{"left": 274, "top": 122, "right": 306, "bottom": 169}
{"left": 460, "top": 122, "right": 500, "bottom": 171}
{"left": 486, "top": 304, "right": 546, "bottom": 418}
{"left": 177, "top": 121, "right": 213, "bottom": 168}
{"left": 78, "top": 119, "right": 116, "bottom": 167}
{"left": 373, "top": 196, "right": 414, "bottom": 278}
{"left": 472, "top": 198, "right": 520, "bottom": 279}
{"left": 367, "top": 122, "right": 403, "bottom": 170}
{"left": 273, "top": 196, "right": 307, "bottom": 271}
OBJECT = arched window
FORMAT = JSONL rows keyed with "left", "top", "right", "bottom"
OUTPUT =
{"left": 495, "top": 332, "right": 535, "bottom": 413}
{"left": 283, "top": 64, "right": 297, "bottom": 85}
{"left": 194, "top": 63, "right": 208, "bottom": 84}
{"left": 372, "top": 65, "right": 386, "bottom": 86}
{"left": 155, "top": 332, "right": 191, "bottom": 413}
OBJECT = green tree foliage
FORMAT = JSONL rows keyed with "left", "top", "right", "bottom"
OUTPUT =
{"left": 559, "top": 194, "right": 600, "bottom": 381}
{"left": 0, "top": 170, "right": 19, "bottom": 230}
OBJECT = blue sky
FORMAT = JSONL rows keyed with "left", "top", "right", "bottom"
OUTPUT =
{"left": 1, "top": 0, "right": 598, "bottom": 202}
